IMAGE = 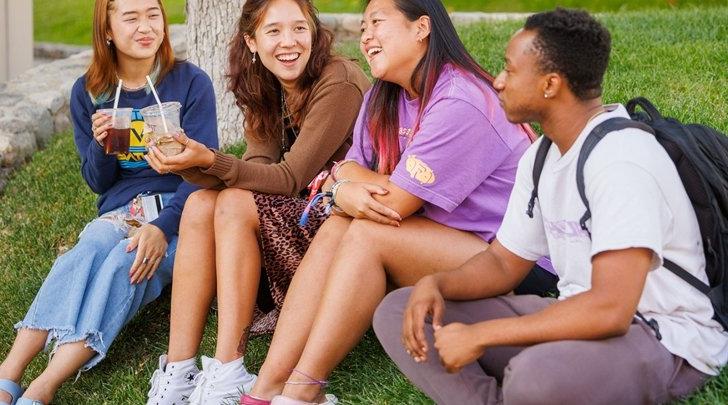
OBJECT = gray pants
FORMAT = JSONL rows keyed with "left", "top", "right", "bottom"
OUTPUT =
{"left": 373, "top": 288, "right": 709, "bottom": 405}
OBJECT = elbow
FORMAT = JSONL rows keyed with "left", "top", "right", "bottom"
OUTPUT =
{"left": 602, "top": 314, "right": 632, "bottom": 337}
{"left": 595, "top": 301, "right": 635, "bottom": 338}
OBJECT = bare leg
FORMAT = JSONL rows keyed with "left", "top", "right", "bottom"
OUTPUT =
{"left": 0, "top": 329, "right": 48, "bottom": 403}
{"left": 284, "top": 217, "right": 488, "bottom": 401}
{"left": 167, "top": 189, "right": 219, "bottom": 362}
{"left": 21, "top": 341, "right": 95, "bottom": 404}
{"left": 212, "top": 188, "right": 262, "bottom": 363}
{"left": 249, "top": 216, "right": 352, "bottom": 400}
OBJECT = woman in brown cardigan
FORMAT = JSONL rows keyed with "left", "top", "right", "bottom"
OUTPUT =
{"left": 143, "top": 0, "right": 369, "bottom": 404}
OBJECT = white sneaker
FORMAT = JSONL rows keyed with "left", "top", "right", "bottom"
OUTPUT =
{"left": 147, "top": 354, "right": 200, "bottom": 405}
{"left": 188, "top": 356, "right": 257, "bottom": 405}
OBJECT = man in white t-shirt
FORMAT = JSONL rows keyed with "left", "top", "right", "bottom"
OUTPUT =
{"left": 373, "top": 8, "right": 727, "bottom": 404}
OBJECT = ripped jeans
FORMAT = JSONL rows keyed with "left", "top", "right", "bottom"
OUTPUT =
{"left": 14, "top": 194, "right": 177, "bottom": 371}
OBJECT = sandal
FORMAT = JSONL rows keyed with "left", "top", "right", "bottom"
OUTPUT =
{"left": 241, "top": 393, "right": 272, "bottom": 405}
{"left": 0, "top": 379, "right": 24, "bottom": 405}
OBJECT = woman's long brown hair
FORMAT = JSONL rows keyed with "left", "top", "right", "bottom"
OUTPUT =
{"left": 227, "top": 0, "right": 334, "bottom": 142}
{"left": 86, "top": 0, "right": 175, "bottom": 103}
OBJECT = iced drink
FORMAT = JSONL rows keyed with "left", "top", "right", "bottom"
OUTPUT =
{"left": 140, "top": 102, "right": 184, "bottom": 156}
{"left": 98, "top": 108, "right": 133, "bottom": 155}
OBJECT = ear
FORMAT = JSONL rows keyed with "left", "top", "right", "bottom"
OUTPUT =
{"left": 244, "top": 34, "right": 257, "bottom": 53}
{"left": 415, "top": 15, "right": 431, "bottom": 42}
{"left": 542, "top": 72, "right": 565, "bottom": 99}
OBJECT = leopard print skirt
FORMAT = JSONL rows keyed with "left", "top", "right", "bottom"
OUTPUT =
{"left": 250, "top": 192, "right": 328, "bottom": 335}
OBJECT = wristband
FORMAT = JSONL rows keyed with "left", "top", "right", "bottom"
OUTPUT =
{"left": 331, "top": 159, "right": 357, "bottom": 182}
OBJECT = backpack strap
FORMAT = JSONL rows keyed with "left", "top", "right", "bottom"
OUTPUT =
{"left": 663, "top": 259, "right": 711, "bottom": 294}
{"left": 527, "top": 137, "right": 553, "bottom": 218}
{"left": 575, "top": 117, "right": 654, "bottom": 237}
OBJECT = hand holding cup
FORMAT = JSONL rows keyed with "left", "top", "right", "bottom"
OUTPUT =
{"left": 145, "top": 131, "right": 215, "bottom": 174}
{"left": 91, "top": 112, "right": 112, "bottom": 146}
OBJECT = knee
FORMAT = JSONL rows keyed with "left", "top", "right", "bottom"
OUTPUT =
{"left": 182, "top": 189, "right": 218, "bottom": 227}
{"left": 503, "top": 345, "right": 569, "bottom": 404}
{"left": 214, "top": 188, "right": 258, "bottom": 229}
{"left": 341, "top": 219, "right": 380, "bottom": 247}
{"left": 373, "top": 288, "right": 412, "bottom": 337}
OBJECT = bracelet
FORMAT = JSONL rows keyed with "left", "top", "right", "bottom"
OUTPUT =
{"left": 331, "top": 159, "right": 357, "bottom": 182}
{"left": 329, "top": 179, "right": 350, "bottom": 206}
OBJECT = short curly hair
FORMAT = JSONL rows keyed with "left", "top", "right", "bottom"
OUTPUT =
{"left": 524, "top": 8, "right": 611, "bottom": 100}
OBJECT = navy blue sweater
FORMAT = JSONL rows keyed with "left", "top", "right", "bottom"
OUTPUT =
{"left": 70, "top": 61, "right": 218, "bottom": 239}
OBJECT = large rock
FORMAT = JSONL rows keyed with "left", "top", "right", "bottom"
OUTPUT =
{"left": 0, "top": 128, "right": 36, "bottom": 167}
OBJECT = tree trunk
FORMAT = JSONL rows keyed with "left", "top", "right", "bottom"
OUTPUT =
{"left": 185, "top": 0, "right": 245, "bottom": 147}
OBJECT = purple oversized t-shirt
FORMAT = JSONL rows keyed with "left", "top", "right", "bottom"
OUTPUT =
{"left": 346, "top": 65, "right": 530, "bottom": 242}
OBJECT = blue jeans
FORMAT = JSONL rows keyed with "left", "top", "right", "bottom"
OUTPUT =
{"left": 14, "top": 194, "right": 177, "bottom": 371}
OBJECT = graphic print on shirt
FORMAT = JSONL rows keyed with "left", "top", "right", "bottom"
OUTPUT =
{"left": 544, "top": 220, "right": 590, "bottom": 241}
{"left": 405, "top": 155, "right": 435, "bottom": 185}
{"left": 117, "top": 109, "right": 149, "bottom": 169}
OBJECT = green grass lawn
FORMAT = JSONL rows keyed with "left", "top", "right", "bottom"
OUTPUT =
{"left": 33, "top": 0, "right": 728, "bottom": 44}
{"left": 315, "top": 0, "right": 728, "bottom": 12}
{"left": 33, "top": 0, "right": 187, "bottom": 45}
{"left": 7, "top": 6, "right": 728, "bottom": 404}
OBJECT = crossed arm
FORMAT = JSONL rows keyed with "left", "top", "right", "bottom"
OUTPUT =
{"left": 326, "top": 162, "right": 424, "bottom": 224}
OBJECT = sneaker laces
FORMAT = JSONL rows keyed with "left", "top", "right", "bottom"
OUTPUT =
{"left": 147, "top": 369, "right": 163, "bottom": 398}
{"left": 189, "top": 370, "right": 209, "bottom": 403}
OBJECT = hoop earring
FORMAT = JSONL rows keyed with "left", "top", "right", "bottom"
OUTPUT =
{"left": 252, "top": 52, "right": 257, "bottom": 63}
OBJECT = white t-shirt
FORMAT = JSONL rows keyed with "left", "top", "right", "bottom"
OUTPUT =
{"left": 497, "top": 104, "right": 728, "bottom": 375}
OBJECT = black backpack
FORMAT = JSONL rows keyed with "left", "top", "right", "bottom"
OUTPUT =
{"left": 526, "top": 97, "right": 728, "bottom": 330}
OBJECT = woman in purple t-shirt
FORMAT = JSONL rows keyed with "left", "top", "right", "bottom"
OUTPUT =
{"left": 243, "top": 1, "right": 544, "bottom": 403}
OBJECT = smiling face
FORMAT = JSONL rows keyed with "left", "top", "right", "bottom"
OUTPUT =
{"left": 245, "top": 0, "right": 313, "bottom": 91}
{"left": 493, "top": 29, "right": 549, "bottom": 124}
{"left": 107, "top": 0, "right": 165, "bottom": 63}
{"left": 360, "top": 0, "right": 428, "bottom": 90}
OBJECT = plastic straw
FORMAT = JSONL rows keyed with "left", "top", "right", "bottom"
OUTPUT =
{"left": 146, "top": 75, "right": 169, "bottom": 133}
{"left": 112, "top": 79, "right": 123, "bottom": 121}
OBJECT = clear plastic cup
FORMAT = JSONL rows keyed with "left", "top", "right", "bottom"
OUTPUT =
{"left": 140, "top": 101, "right": 184, "bottom": 156}
{"left": 98, "top": 107, "right": 133, "bottom": 155}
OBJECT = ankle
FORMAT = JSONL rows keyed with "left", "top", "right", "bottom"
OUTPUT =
{"left": 249, "top": 384, "right": 283, "bottom": 401}
{"left": 281, "top": 384, "right": 322, "bottom": 403}
{"left": 24, "top": 379, "right": 57, "bottom": 404}
{"left": 281, "top": 369, "right": 327, "bottom": 402}
{"left": 0, "top": 362, "right": 25, "bottom": 382}
{"left": 167, "top": 349, "right": 197, "bottom": 364}
{"left": 213, "top": 351, "right": 243, "bottom": 364}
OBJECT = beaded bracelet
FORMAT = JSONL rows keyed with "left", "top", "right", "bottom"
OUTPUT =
{"left": 298, "top": 180, "right": 351, "bottom": 227}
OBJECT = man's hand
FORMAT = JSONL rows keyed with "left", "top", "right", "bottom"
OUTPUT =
{"left": 401, "top": 276, "right": 445, "bottom": 362}
{"left": 434, "top": 322, "right": 485, "bottom": 373}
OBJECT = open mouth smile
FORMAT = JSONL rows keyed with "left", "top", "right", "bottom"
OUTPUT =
{"left": 276, "top": 53, "right": 301, "bottom": 64}
{"left": 366, "top": 47, "right": 383, "bottom": 59}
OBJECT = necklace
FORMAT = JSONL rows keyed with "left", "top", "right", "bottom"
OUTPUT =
{"left": 122, "top": 82, "right": 147, "bottom": 91}
{"left": 280, "top": 92, "right": 299, "bottom": 155}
